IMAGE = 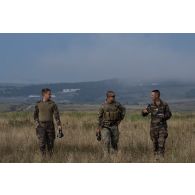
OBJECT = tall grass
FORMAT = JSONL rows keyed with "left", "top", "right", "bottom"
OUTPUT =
{"left": 0, "top": 111, "right": 195, "bottom": 163}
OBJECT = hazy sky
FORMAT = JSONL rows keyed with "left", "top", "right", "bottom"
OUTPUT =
{"left": 0, "top": 33, "right": 195, "bottom": 83}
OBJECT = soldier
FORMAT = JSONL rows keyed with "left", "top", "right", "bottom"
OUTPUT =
{"left": 142, "top": 90, "right": 172, "bottom": 161}
{"left": 97, "top": 91, "right": 126, "bottom": 156}
{"left": 34, "top": 88, "right": 63, "bottom": 157}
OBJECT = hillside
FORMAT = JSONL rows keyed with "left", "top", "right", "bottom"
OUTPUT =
{"left": 1, "top": 79, "right": 195, "bottom": 111}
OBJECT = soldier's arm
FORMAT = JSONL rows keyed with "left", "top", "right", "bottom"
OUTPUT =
{"left": 34, "top": 103, "right": 39, "bottom": 127}
{"left": 118, "top": 103, "right": 126, "bottom": 121}
{"left": 164, "top": 104, "right": 172, "bottom": 120}
{"left": 97, "top": 106, "right": 104, "bottom": 129}
{"left": 53, "top": 103, "right": 62, "bottom": 126}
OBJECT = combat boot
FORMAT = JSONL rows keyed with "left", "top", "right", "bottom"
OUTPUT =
{"left": 154, "top": 154, "right": 160, "bottom": 161}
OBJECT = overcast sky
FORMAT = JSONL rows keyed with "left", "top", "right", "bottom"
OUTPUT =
{"left": 0, "top": 33, "right": 195, "bottom": 83}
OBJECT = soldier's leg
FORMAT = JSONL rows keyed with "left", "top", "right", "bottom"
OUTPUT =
{"left": 101, "top": 127, "right": 111, "bottom": 155}
{"left": 110, "top": 126, "right": 119, "bottom": 152}
{"left": 46, "top": 123, "right": 56, "bottom": 156}
{"left": 150, "top": 128, "right": 159, "bottom": 155}
{"left": 158, "top": 128, "right": 168, "bottom": 157}
{"left": 36, "top": 125, "right": 47, "bottom": 156}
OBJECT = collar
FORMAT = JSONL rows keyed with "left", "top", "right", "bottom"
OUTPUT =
{"left": 42, "top": 99, "right": 50, "bottom": 102}
{"left": 152, "top": 99, "right": 163, "bottom": 107}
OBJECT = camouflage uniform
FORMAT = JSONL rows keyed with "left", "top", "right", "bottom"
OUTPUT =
{"left": 142, "top": 99, "right": 172, "bottom": 157}
{"left": 34, "top": 100, "right": 61, "bottom": 156}
{"left": 98, "top": 101, "right": 126, "bottom": 154}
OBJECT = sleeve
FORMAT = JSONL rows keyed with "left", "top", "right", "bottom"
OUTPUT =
{"left": 53, "top": 103, "right": 62, "bottom": 126}
{"left": 164, "top": 104, "right": 172, "bottom": 120}
{"left": 97, "top": 105, "right": 104, "bottom": 128}
{"left": 118, "top": 103, "right": 126, "bottom": 121}
{"left": 34, "top": 103, "right": 39, "bottom": 125}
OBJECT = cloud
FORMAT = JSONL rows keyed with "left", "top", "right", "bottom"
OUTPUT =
{"left": 0, "top": 34, "right": 195, "bottom": 83}
{"left": 35, "top": 34, "right": 195, "bottom": 83}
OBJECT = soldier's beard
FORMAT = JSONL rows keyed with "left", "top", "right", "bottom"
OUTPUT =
{"left": 107, "top": 99, "right": 115, "bottom": 104}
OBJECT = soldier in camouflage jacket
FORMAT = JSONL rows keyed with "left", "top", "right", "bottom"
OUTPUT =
{"left": 142, "top": 90, "right": 172, "bottom": 160}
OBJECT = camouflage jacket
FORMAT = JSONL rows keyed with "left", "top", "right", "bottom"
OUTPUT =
{"left": 142, "top": 99, "right": 172, "bottom": 129}
{"left": 34, "top": 100, "right": 61, "bottom": 126}
{"left": 98, "top": 101, "right": 126, "bottom": 128}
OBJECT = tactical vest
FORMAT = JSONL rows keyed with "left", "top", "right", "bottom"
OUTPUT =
{"left": 102, "top": 102, "right": 121, "bottom": 121}
{"left": 37, "top": 100, "right": 55, "bottom": 122}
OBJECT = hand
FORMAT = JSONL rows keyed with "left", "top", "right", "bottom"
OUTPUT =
{"left": 142, "top": 108, "right": 148, "bottom": 114}
{"left": 35, "top": 122, "right": 40, "bottom": 129}
{"left": 58, "top": 125, "right": 62, "bottom": 131}
{"left": 157, "top": 113, "right": 165, "bottom": 119}
{"left": 117, "top": 121, "right": 121, "bottom": 126}
{"left": 96, "top": 129, "right": 101, "bottom": 141}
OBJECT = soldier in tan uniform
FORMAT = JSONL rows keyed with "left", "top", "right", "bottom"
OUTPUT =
{"left": 34, "top": 88, "right": 63, "bottom": 157}
{"left": 97, "top": 91, "right": 126, "bottom": 156}
{"left": 142, "top": 90, "right": 172, "bottom": 160}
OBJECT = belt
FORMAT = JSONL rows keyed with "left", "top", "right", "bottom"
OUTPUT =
{"left": 39, "top": 121, "right": 53, "bottom": 123}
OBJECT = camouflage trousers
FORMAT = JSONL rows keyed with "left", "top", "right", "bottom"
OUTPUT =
{"left": 150, "top": 126, "right": 168, "bottom": 156}
{"left": 101, "top": 125, "right": 119, "bottom": 155}
{"left": 36, "top": 121, "right": 56, "bottom": 156}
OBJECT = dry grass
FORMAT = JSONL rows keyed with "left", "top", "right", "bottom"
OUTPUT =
{"left": 0, "top": 111, "right": 195, "bottom": 163}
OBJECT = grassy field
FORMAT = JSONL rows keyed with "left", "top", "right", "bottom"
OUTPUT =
{"left": 0, "top": 110, "right": 195, "bottom": 163}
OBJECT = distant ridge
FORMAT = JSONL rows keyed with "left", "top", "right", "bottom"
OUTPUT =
{"left": 0, "top": 78, "right": 195, "bottom": 104}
